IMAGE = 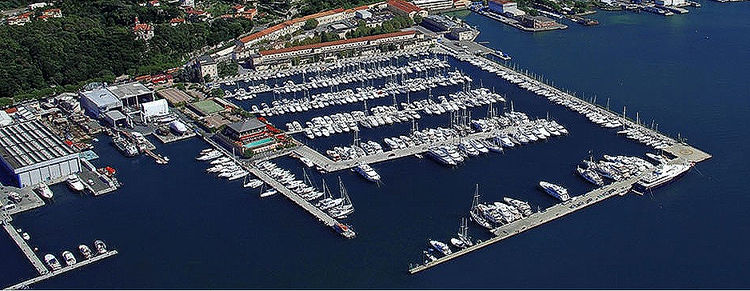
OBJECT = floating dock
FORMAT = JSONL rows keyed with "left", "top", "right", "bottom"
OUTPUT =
{"left": 5, "top": 250, "right": 119, "bottom": 290}
{"left": 2, "top": 221, "right": 47, "bottom": 275}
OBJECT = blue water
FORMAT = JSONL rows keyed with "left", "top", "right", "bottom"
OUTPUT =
{"left": 2, "top": 2, "right": 750, "bottom": 288}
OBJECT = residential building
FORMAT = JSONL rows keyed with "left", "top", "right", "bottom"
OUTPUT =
{"left": 356, "top": 10, "right": 373, "bottom": 19}
{"left": 133, "top": 17, "right": 154, "bottom": 41}
{"left": 170, "top": 17, "right": 185, "bottom": 26}
{"left": 6, "top": 13, "right": 31, "bottom": 26}
{"left": 196, "top": 55, "right": 219, "bottom": 80}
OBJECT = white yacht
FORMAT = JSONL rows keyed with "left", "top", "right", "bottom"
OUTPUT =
{"left": 354, "top": 163, "right": 381, "bottom": 182}
{"left": 539, "top": 181, "right": 570, "bottom": 201}
{"left": 35, "top": 183, "right": 53, "bottom": 199}
{"left": 66, "top": 175, "right": 85, "bottom": 192}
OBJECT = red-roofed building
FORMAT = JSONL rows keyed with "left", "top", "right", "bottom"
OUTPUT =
{"left": 42, "top": 8, "right": 62, "bottom": 18}
{"left": 250, "top": 30, "right": 432, "bottom": 70}
{"left": 231, "top": 4, "right": 245, "bottom": 13}
{"left": 133, "top": 17, "right": 154, "bottom": 41}
{"left": 170, "top": 17, "right": 185, "bottom": 26}
{"left": 240, "top": 8, "right": 257, "bottom": 20}
{"left": 147, "top": 0, "right": 160, "bottom": 7}
{"left": 185, "top": 8, "right": 211, "bottom": 22}
{"left": 387, "top": 0, "right": 427, "bottom": 19}
{"left": 6, "top": 12, "right": 31, "bottom": 26}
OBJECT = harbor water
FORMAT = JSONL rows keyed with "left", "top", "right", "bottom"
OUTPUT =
{"left": 1, "top": 1, "right": 749, "bottom": 288}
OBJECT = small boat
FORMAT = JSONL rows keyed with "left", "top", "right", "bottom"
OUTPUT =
{"left": 44, "top": 254, "right": 62, "bottom": 270}
{"left": 94, "top": 240, "right": 107, "bottom": 254}
{"left": 243, "top": 178, "right": 263, "bottom": 189}
{"left": 450, "top": 237, "right": 468, "bottom": 249}
{"left": 260, "top": 189, "right": 277, "bottom": 198}
{"left": 66, "top": 175, "right": 85, "bottom": 192}
{"left": 62, "top": 251, "right": 76, "bottom": 266}
{"left": 429, "top": 240, "right": 452, "bottom": 256}
{"left": 35, "top": 183, "right": 53, "bottom": 199}
{"left": 79, "top": 244, "right": 93, "bottom": 259}
{"left": 22, "top": 232, "right": 30, "bottom": 241}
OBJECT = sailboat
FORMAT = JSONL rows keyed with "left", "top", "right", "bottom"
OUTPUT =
{"left": 469, "top": 185, "right": 493, "bottom": 229}
{"left": 299, "top": 168, "right": 323, "bottom": 201}
{"left": 327, "top": 177, "right": 354, "bottom": 219}
{"left": 243, "top": 175, "right": 263, "bottom": 188}
{"left": 315, "top": 178, "right": 343, "bottom": 210}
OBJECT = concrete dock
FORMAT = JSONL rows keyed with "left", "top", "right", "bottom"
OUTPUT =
{"left": 2, "top": 221, "right": 48, "bottom": 275}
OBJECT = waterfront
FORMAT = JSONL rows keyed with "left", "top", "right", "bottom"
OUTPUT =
{"left": 1, "top": 2, "right": 750, "bottom": 289}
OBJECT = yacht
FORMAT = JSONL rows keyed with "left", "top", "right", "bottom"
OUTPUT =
{"left": 94, "top": 240, "right": 107, "bottom": 254}
{"left": 504, "top": 197, "right": 532, "bottom": 216}
{"left": 243, "top": 179, "right": 263, "bottom": 188}
{"left": 66, "top": 175, "right": 85, "bottom": 192}
{"left": 637, "top": 162, "right": 692, "bottom": 190}
{"left": 450, "top": 237, "right": 469, "bottom": 249}
{"left": 35, "top": 183, "right": 53, "bottom": 199}
{"left": 44, "top": 254, "right": 62, "bottom": 270}
{"left": 354, "top": 163, "right": 381, "bottom": 182}
{"left": 260, "top": 188, "right": 277, "bottom": 198}
{"left": 539, "top": 181, "right": 570, "bottom": 201}
{"left": 62, "top": 251, "right": 76, "bottom": 266}
{"left": 79, "top": 244, "right": 93, "bottom": 259}
{"left": 429, "top": 240, "right": 452, "bottom": 256}
{"left": 577, "top": 166, "right": 605, "bottom": 186}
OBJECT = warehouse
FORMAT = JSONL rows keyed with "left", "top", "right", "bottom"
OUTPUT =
{"left": 0, "top": 120, "right": 81, "bottom": 188}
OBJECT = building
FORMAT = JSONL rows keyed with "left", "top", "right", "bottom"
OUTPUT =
{"left": 140, "top": 99, "right": 169, "bottom": 122}
{"left": 386, "top": 0, "right": 428, "bottom": 19}
{"left": 221, "top": 118, "right": 282, "bottom": 155}
{"left": 133, "top": 17, "right": 154, "bottom": 41}
{"left": 196, "top": 55, "right": 218, "bottom": 80}
{"left": 6, "top": 13, "right": 31, "bottom": 26}
{"left": 411, "top": 0, "right": 454, "bottom": 12}
{"left": 250, "top": 31, "right": 432, "bottom": 70}
{"left": 0, "top": 120, "right": 81, "bottom": 188}
{"left": 488, "top": 0, "right": 525, "bottom": 17}
{"left": 240, "top": 8, "right": 257, "bottom": 20}
{"left": 27, "top": 2, "right": 49, "bottom": 10}
{"left": 106, "top": 82, "right": 155, "bottom": 107}
{"left": 420, "top": 15, "right": 458, "bottom": 32}
{"left": 170, "top": 17, "right": 185, "bottom": 26}
{"left": 519, "top": 15, "right": 558, "bottom": 29}
{"left": 356, "top": 10, "right": 373, "bottom": 19}
{"left": 185, "top": 8, "right": 211, "bottom": 22}
{"left": 79, "top": 87, "right": 123, "bottom": 117}
{"left": 655, "top": 0, "right": 685, "bottom": 5}
{"left": 41, "top": 8, "right": 62, "bottom": 18}
{"left": 448, "top": 27, "right": 474, "bottom": 40}
{"left": 181, "top": 0, "right": 194, "bottom": 7}
{"left": 453, "top": 0, "right": 471, "bottom": 9}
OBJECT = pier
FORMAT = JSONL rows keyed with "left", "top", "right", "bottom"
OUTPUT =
{"left": 2, "top": 221, "right": 47, "bottom": 275}
{"left": 409, "top": 164, "right": 653, "bottom": 274}
{"left": 5, "top": 250, "right": 119, "bottom": 290}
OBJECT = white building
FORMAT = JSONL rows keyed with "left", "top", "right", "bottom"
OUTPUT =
{"left": 411, "top": 0, "right": 454, "bottom": 12}
{"left": 0, "top": 120, "right": 81, "bottom": 188}
{"left": 141, "top": 99, "right": 169, "bottom": 122}
{"left": 79, "top": 87, "right": 123, "bottom": 118}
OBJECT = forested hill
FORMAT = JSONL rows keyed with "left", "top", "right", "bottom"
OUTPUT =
{"left": 0, "top": 0, "right": 252, "bottom": 101}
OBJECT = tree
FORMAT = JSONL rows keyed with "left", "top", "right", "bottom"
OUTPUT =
{"left": 413, "top": 15, "right": 423, "bottom": 25}
{"left": 303, "top": 19, "right": 319, "bottom": 30}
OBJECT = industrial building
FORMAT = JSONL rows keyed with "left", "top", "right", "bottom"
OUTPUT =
{"left": 79, "top": 87, "right": 123, "bottom": 118}
{"left": 448, "top": 27, "right": 475, "bottom": 41}
{"left": 488, "top": 0, "right": 526, "bottom": 17}
{"left": 411, "top": 0, "right": 454, "bottom": 12}
{"left": 106, "top": 82, "right": 154, "bottom": 107}
{"left": 0, "top": 120, "right": 81, "bottom": 187}
{"left": 420, "top": 15, "right": 459, "bottom": 32}
{"left": 519, "top": 15, "right": 558, "bottom": 29}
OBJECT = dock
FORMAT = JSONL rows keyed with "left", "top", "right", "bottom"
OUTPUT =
{"left": 78, "top": 159, "right": 119, "bottom": 196}
{"left": 5, "top": 250, "right": 119, "bottom": 290}
{"left": 197, "top": 133, "right": 355, "bottom": 238}
{"left": 2, "top": 221, "right": 47, "bottom": 275}
{"left": 409, "top": 167, "right": 652, "bottom": 274}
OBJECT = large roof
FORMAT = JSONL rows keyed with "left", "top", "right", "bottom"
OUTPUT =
{"left": 387, "top": 0, "right": 423, "bottom": 13}
{"left": 226, "top": 118, "right": 266, "bottom": 133}
{"left": 80, "top": 87, "right": 121, "bottom": 108}
{"left": 0, "top": 120, "right": 77, "bottom": 170}
{"left": 107, "top": 82, "right": 153, "bottom": 99}
{"left": 259, "top": 31, "right": 417, "bottom": 56}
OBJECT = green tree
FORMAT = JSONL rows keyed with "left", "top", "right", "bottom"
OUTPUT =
{"left": 303, "top": 19, "right": 319, "bottom": 30}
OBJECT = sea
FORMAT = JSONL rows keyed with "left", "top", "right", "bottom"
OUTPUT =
{"left": 1, "top": 1, "right": 749, "bottom": 288}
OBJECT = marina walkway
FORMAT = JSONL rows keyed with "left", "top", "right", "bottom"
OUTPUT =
{"left": 2, "top": 221, "right": 47, "bottom": 275}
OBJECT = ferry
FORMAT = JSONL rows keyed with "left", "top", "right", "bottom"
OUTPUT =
{"left": 35, "top": 183, "right": 53, "bottom": 199}
{"left": 44, "top": 254, "right": 62, "bottom": 270}
{"left": 67, "top": 175, "right": 85, "bottom": 192}
{"left": 539, "top": 181, "right": 570, "bottom": 201}
{"left": 636, "top": 162, "right": 692, "bottom": 191}
{"left": 62, "top": 250, "right": 77, "bottom": 266}
{"left": 79, "top": 244, "right": 93, "bottom": 259}
{"left": 354, "top": 163, "right": 381, "bottom": 182}
{"left": 94, "top": 240, "right": 107, "bottom": 254}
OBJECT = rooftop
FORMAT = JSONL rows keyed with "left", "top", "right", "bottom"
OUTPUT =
{"left": 226, "top": 118, "right": 266, "bottom": 133}
{"left": 239, "top": 8, "right": 346, "bottom": 43}
{"left": 387, "top": 0, "right": 424, "bottom": 13}
{"left": 0, "top": 120, "right": 77, "bottom": 170}
{"left": 80, "top": 87, "right": 121, "bottom": 108}
{"left": 106, "top": 82, "right": 153, "bottom": 99}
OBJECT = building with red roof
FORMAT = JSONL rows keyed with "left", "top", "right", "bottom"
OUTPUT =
{"left": 6, "top": 12, "right": 31, "bottom": 26}
{"left": 169, "top": 17, "right": 185, "bottom": 26}
{"left": 386, "top": 0, "right": 427, "bottom": 18}
{"left": 133, "top": 17, "right": 154, "bottom": 41}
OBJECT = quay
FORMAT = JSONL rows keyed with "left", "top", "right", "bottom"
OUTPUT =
{"left": 78, "top": 159, "right": 119, "bottom": 196}
{"left": 2, "top": 220, "right": 47, "bottom": 275}
{"left": 473, "top": 9, "right": 568, "bottom": 32}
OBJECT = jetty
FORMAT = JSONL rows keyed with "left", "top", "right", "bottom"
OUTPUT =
{"left": 5, "top": 250, "right": 119, "bottom": 290}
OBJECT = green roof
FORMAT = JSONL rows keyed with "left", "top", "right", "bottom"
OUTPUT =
{"left": 191, "top": 99, "right": 224, "bottom": 116}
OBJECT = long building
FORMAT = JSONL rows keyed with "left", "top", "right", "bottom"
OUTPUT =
{"left": 249, "top": 30, "right": 432, "bottom": 70}
{"left": 0, "top": 120, "right": 81, "bottom": 187}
